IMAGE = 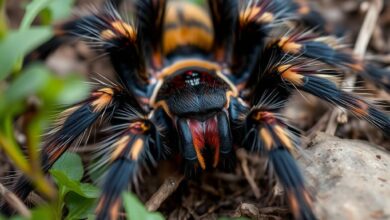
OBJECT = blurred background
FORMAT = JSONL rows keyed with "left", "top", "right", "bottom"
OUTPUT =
{"left": 0, "top": 0, "right": 389, "bottom": 219}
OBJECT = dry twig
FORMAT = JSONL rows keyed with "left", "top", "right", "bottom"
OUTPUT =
{"left": 236, "top": 149, "right": 261, "bottom": 199}
{"left": 325, "top": 0, "right": 384, "bottom": 135}
{"left": 306, "top": 111, "right": 331, "bottom": 140}
{"left": 235, "top": 203, "right": 289, "bottom": 219}
{"left": 0, "top": 182, "right": 31, "bottom": 218}
{"left": 145, "top": 174, "right": 184, "bottom": 212}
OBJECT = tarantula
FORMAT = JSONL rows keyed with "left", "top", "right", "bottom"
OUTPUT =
{"left": 2, "top": 0, "right": 390, "bottom": 219}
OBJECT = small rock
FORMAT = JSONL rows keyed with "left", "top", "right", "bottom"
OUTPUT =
{"left": 238, "top": 203, "right": 259, "bottom": 218}
{"left": 299, "top": 133, "right": 390, "bottom": 220}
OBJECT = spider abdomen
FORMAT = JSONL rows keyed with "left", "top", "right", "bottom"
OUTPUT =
{"left": 163, "top": 1, "right": 213, "bottom": 56}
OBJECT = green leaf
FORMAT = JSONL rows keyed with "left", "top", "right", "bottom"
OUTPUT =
{"left": 39, "top": 0, "right": 75, "bottom": 25}
{"left": 50, "top": 153, "right": 100, "bottom": 219}
{"left": 50, "top": 170, "right": 79, "bottom": 191}
{"left": 65, "top": 192, "right": 96, "bottom": 220}
{"left": 47, "top": 0, "right": 75, "bottom": 21}
{"left": 122, "top": 192, "right": 165, "bottom": 220}
{"left": 188, "top": 0, "right": 205, "bottom": 5}
{"left": 52, "top": 152, "right": 84, "bottom": 181}
{"left": 30, "top": 206, "right": 57, "bottom": 220}
{"left": 9, "top": 205, "right": 56, "bottom": 220}
{"left": 20, "top": 0, "right": 52, "bottom": 29}
{"left": 0, "top": 0, "right": 8, "bottom": 39}
{"left": 50, "top": 170, "right": 100, "bottom": 198}
{"left": 0, "top": 133, "right": 31, "bottom": 174}
{"left": 78, "top": 183, "right": 100, "bottom": 198}
{"left": 0, "top": 27, "right": 53, "bottom": 79}
{"left": 57, "top": 76, "right": 89, "bottom": 104}
{"left": 4, "top": 64, "right": 50, "bottom": 102}
{"left": 0, "top": 64, "right": 51, "bottom": 115}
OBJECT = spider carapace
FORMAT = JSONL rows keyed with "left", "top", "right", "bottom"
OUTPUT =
{"left": 2, "top": 0, "right": 390, "bottom": 220}
{"left": 151, "top": 60, "right": 237, "bottom": 170}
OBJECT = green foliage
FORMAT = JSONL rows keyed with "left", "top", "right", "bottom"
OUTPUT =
{"left": 65, "top": 192, "right": 97, "bottom": 220}
{"left": 188, "top": 0, "right": 205, "bottom": 6}
{"left": 123, "top": 192, "right": 165, "bottom": 220}
{"left": 0, "top": 63, "right": 88, "bottom": 198}
{"left": 50, "top": 169, "right": 100, "bottom": 199}
{"left": 52, "top": 152, "right": 84, "bottom": 181}
{"left": 0, "top": 0, "right": 57, "bottom": 198}
{"left": 20, "top": 0, "right": 52, "bottom": 30}
{"left": 9, "top": 206, "right": 57, "bottom": 220}
{"left": 0, "top": 0, "right": 88, "bottom": 217}
{"left": 50, "top": 152, "right": 100, "bottom": 219}
{"left": 0, "top": 0, "right": 7, "bottom": 39}
{"left": 0, "top": 28, "right": 52, "bottom": 79}
{"left": 48, "top": 152, "right": 165, "bottom": 219}
{"left": 41, "top": 0, "right": 75, "bottom": 24}
{"left": 27, "top": 206, "right": 57, "bottom": 220}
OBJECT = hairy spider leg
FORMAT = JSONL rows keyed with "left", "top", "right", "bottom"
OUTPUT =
{"left": 0, "top": 86, "right": 123, "bottom": 214}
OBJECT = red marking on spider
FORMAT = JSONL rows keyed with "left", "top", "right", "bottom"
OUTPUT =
{"left": 188, "top": 117, "right": 222, "bottom": 168}
{"left": 129, "top": 121, "right": 149, "bottom": 134}
{"left": 253, "top": 111, "right": 277, "bottom": 124}
{"left": 188, "top": 119, "right": 205, "bottom": 150}
{"left": 205, "top": 116, "right": 220, "bottom": 167}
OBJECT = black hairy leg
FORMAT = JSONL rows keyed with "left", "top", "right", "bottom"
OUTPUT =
{"left": 25, "top": 1, "right": 149, "bottom": 96}
{"left": 93, "top": 115, "right": 164, "bottom": 220}
{"left": 1, "top": 83, "right": 132, "bottom": 215}
{"left": 270, "top": 31, "right": 390, "bottom": 92}
{"left": 231, "top": 96, "right": 315, "bottom": 220}
{"left": 243, "top": 37, "right": 390, "bottom": 136}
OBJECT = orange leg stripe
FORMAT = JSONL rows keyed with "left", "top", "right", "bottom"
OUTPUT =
{"left": 260, "top": 128, "right": 274, "bottom": 150}
{"left": 130, "top": 138, "right": 145, "bottom": 161}
{"left": 352, "top": 100, "right": 369, "bottom": 117}
{"left": 278, "top": 37, "right": 302, "bottom": 54}
{"left": 110, "top": 21, "right": 136, "bottom": 41}
{"left": 48, "top": 146, "right": 67, "bottom": 165}
{"left": 288, "top": 190, "right": 300, "bottom": 219}
{"left": 111, "top": 135, "right": 130, "bottom": 161}
{"left": 278, "top": 65, "right": 304, "bottom": 85}
{"left": 109, "top": 198, "right": 121, "bottom": 220}
{"left": 274, "top": 125, "right": 294, "bottom": 151}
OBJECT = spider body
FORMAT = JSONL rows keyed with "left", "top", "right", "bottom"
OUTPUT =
{"left": 151, "top": 58, "right": 236, "bottom": 171}
{"left": 2, "top": 0, "right": 390, "bottom": 220}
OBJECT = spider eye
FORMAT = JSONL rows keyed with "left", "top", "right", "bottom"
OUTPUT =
{"left": 184, "top": 71, "right": 201, "bottom": 86}
{"left": 184, "top": 71, "right": 200, "bottom": 78}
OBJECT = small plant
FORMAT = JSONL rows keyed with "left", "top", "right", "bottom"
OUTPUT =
{"left": 0, "top": 0, "right": 167, "bottom": 219}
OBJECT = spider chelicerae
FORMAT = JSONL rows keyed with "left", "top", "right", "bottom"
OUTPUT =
{"left": 2, "top": 0, "right": 390, "bottom": 219}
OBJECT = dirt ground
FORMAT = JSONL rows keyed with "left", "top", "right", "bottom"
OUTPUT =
{"left": 1, "top": 0, "right": 390, "bottom": 219}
